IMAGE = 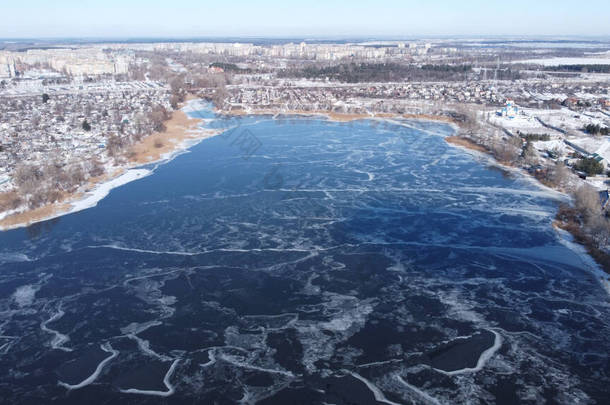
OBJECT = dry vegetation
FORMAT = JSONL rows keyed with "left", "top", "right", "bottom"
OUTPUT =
{"left": 0, "top": 191, "right": 21, "bottom": 212}
{"left": 555, "top": 189, "right": 610, "bottom": 274}
{"left": 9, "top": 158, "right": 104, "bottom": 210}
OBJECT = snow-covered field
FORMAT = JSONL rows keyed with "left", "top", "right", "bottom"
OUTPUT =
{"left": 534, "top": 108, "right": 607, "bottom": 133}
{"left": 569, "top": 136, "right": 610, "bottom": 160}
{"left": 489, "top": 113, "right": 545, "bottom": 132}
{"left": 516, "top": 57, "right": 610, "bottom": 66}
{"left": 533, "top": 139, "right": 568, "bottom": 154}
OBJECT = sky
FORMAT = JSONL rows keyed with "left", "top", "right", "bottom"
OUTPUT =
{"left": 3, "top": 0, "right": 610, "bottom": 39}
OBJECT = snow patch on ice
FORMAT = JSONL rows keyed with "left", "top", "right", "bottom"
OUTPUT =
{"left": 395, "top": 374, "right": 444, "bottom": 405}
{"left": 58, "top": 343, "right": 118, "bottom": 390}
{"left": 71, "top": 169, "right": 151, "bottom": 213}
{"left": 40, "top": 308, "right": 72, "bottom": 352}
{"left": 0, "top": 252, "right": 31, "bottom": 263}
{"left": 347, "top": 371, "right": 402, "bottom": 405}
{"left": 12, "top": 284, "right": 40, "bottom": 307}
{"left": 432, "top": 329, "right": 502, "bottom": 376}
{"left": 120, "top": 359, "right": 180, "bottom": 397}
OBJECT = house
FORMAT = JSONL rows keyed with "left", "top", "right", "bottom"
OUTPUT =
{"left": 497, "top": 99, "right": 518, "bottom": 118}
{"left": 208, "top": 66, "right": 224, "bottom": 74}
{"left": 562, "top": 97, "right": 580, "bottom": 108}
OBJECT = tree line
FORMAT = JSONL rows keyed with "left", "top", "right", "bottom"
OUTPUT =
{"left": 584, "top": 124, "right": 609, "bottom": 136}
{"left": 278, "top": 63, "right": 474, "bottom": 83}
{"left": 546, "top": 65, "right": 610, "bottom": 74}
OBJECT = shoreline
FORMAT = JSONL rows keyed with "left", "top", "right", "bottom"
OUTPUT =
{"left": 229, "top": 105, "right": 610, "bottom": 285}
{"left": 0, "top": 98, "right": 221, "bottom": 231}
{"left": 444, "top": 136, "right": 490, "bottom": 154}
{"left": 219, "top": 107, "right": 460, "bottom": 125}
{"left": 3, "top": 103, "right": 609, "bottom": 289}
{"left": 445, "top": 125, "right": 610, "bottom": 285}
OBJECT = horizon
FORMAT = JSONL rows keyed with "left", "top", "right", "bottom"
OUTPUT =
{"left": 2, "top": 35, "right": 610, "bottom": 45}
{"left": 4, "top": 0, "right": 610, "bottom": 39}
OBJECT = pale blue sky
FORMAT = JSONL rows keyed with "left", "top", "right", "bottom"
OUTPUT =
{"left": 3, "top": 0, "right": 610, "bottom": 39}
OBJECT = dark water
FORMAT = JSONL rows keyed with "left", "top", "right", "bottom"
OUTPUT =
{"left": 0, "top": 109, "right": 609, "bottom": 404}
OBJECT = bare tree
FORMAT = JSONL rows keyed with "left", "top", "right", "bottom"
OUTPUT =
{"left": 490, "top": 140, "right": 520, "bottom": 164}
{"left": 68, "top": 164, "right": 86, "bottom": 186}
{"left": 89, "top": 158, "right": 105, "bottom": 177}
{"left": 169, "top": 75, "right": 186, "bottom": 96}
{"left": 170, "top": 94, "right": 182, "bottom": 109}
{"left": 211, "top": 85, "right": 229, "bottom": 109}
{"left": 106, "top": 134, "right": 125, "bottom": 158}
{"left": 550, "top": 161, "right": 570, "bottom": 188}
{"left": 31, "top": 114, "right": 41, "bottom": 127}
{"left": 149, "top": 105, "right": 170, "bottom": 132}
{"left": 588, "top": 214, "right": 610, "bottom": 246}
{"left": 522, "top": 141, "right": 538, "bottom": 166}
{"left": 14, "top": 164, "right": 43, "bottom": 196}
{"left": 573, "top": 185, "right": 601, "bottom": 222}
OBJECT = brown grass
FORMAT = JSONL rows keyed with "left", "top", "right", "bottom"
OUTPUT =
{"left": 0, "top": 195, "right": 71, "bottom": 229}
{"left": 403, "top": 113, "right": 457, "bottom": 125}
{"left": 445, "top": 136, "right": 489, "bottom": 154}
{"left": 0, "top": 191, "right": 21, "bottom": 212}
{"left": 326, "top": 112, "right": 371, "bottom": 122}
{"left": 128, "top": 109, "right": 200, "bottom": 165}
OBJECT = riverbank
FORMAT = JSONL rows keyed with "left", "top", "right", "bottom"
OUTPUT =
{"left": 446, "top": 128, "right": 610, "bottom": 281}
{"left": 445, "top": 136, "right": 490, "bottom": 154}
{"left": 554, "top": 205, "right": 610, "bottom": 275}
{"left": 0, "top": 99, "right": 219, "bottom": 231}
{"left": 4, "top": 102, "right": 608, "bottom": 290}
{"left": 229, "top": 105, "right": 610, "bottom": 281}
{"left": 221, "top": 107, "right": 460, "bottom": 125}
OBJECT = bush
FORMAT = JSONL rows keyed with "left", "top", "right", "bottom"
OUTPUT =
{"left": 170, "top": 94, "right": 182, "bottom": 109}
{"left": 573, "top": 185, "right": 601, "bottom": 221}
{"left": 149, "top": 106, "right": 169, "bottom": 132}
{"left": 519, "top": 132, "right": 550, "bottom": 141}
{"left": 584, "top": 124, "right": 609, "bottom": 136}
{"left": 82, "top": 120, "right": 91, "bottom": 131}
{"left": 574, "top": 158, "right": 604, "bottom": 176}
{"left": 0, "top": 192, "right": 22, "bottom": 211}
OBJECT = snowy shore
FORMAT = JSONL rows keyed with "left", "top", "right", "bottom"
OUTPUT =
{"left": 0, "top": 100, "right": 221, "bottom": 231}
